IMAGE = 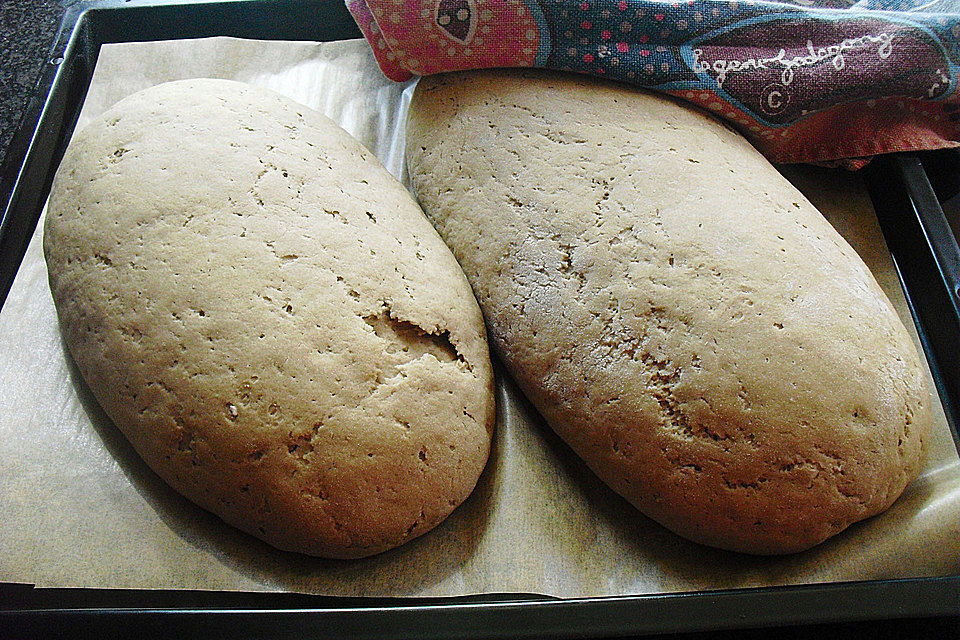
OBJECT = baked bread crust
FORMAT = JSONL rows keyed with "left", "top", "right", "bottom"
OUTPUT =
{"left": 45, "top": 79, "right": 495, "bottom": 559}
{"left": 407, "top": 70, "right": 931, "bottom": 554}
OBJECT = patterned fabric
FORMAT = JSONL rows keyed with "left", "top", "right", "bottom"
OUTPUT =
{"left": 346, "top": 0, "right": 960, "bottom": 165}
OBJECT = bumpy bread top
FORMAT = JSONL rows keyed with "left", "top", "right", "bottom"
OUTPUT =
{"left": 407, "top": 70, "right": 931, "bottom": 554}
{"left": 44, "top": 78, "right": 494, "bottom": 558}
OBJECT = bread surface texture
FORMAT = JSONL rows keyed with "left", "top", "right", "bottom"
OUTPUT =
{"left": 406, "top": 70, "right": 931, "bottom": 554}
{"left": 44, "top": 78, "right": 495, "bottom": 559}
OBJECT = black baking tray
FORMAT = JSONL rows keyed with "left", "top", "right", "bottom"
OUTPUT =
{"left": 0, "top": 1, "right": 958, "bottom": 637}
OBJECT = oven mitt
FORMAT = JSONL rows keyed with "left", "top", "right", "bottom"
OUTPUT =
{"left": 345, "top": 0, "right": 960, "bottom": 167}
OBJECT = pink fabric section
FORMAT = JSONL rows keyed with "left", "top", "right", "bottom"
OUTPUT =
{"left": 348, "top": 0, "right": 545, "bottom": 81}
{"left": 669, "top": 88, "right": 960, "bottom": 166}
{"left": 348, "top": 0, "right": 412, "bottom": 81}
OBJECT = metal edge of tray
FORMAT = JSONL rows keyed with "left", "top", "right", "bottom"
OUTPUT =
{"left": 1, "top": 577, "right": 957, "bottom": 639}
{"left": 0, "top": 1, "right": 957, "bottom": 637}
{"left": 864, "top": 154, "right": 960, "bottom": 453}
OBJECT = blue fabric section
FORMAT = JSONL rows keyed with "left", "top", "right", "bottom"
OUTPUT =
{"left": 532, "top": 0, "right": 960, "bottom": 124}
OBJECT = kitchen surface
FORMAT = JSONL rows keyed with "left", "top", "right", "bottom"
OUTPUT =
{"left": 0, "top": 0, "right": 72, "bottom": 166}
{"left": 0, "top": 2, "right": 957, "bottom": 638}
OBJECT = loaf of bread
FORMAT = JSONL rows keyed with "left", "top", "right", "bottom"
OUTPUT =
{"left": 406, "top": 70, "right": 931, "bottom": 554}
{"left": 44, "top": 79, "right": 495, "bottom": 558}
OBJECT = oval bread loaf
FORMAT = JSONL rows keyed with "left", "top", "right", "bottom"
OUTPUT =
{"left": 44, "top": 79, "right": 495, "bottom": 559}
{"left": 406, "top": 70, "right": 932, "bottom": 554}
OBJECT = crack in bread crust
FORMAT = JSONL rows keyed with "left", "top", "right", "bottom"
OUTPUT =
{"left": 44, "top": 79, "right": 495, "bottom": 559}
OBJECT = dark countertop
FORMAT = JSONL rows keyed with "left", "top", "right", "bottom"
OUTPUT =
{"left": 0, "top": 0, "right": 75, "bottom": 169}
{"left": 0, "top": 2, "right": 957, "bottom": 639}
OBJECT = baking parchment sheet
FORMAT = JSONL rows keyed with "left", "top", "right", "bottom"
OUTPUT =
{"left": 0, "top": 37, "right": 957, "bottom": 598}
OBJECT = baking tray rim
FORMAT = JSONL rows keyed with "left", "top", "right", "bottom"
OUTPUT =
{"left": 0, "top": 0, "right": 957, "bottom": 636}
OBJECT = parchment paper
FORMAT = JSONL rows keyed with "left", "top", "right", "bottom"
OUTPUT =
{"left": 1, "top": 38, "right": 957, "bottom": 598}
